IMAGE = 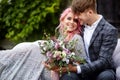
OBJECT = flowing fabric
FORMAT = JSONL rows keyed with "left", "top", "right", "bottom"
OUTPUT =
{"left": 0, "top": 40, "right": 51, "bottom": 80}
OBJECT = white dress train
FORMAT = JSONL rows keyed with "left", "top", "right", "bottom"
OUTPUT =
{"left": 0, "top": 40, "right": 51, "bottom": 80}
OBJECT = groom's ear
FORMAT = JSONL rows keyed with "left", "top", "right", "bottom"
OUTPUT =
{"left": 87, "top": 9, "right": 94, "bottom": 16}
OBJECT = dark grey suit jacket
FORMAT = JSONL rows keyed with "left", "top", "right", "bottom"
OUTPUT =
{"left": 80, "top": 18, "right": 118, "bottom": 75}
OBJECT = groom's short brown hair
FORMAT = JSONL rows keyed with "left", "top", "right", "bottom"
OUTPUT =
{"left": 71, "top": 0, "right": 97, "bottom": 14}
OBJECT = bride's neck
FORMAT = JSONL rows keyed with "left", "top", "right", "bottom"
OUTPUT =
{"left": 64, "top": 33, "right": 74, "bottom": 41}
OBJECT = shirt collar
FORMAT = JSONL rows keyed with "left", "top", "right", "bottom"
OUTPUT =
{"left": 85, "top": 15, "right": 103, "bottom": 30}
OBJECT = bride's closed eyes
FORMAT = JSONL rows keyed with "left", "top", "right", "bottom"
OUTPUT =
{"left": 67, "top": 17, "right": 78, "bottom": 23}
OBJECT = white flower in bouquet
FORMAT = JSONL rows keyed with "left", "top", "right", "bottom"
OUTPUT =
{"left": 53, "top": 51, "right": 62, "bottom": 59}
{"left": 61, "top": 51, "right": 67, "bottom": 58}
{"left": 62, "top": 58, "right": 69, "bottom": 64}
{"left": 70, "top": 52, "right": 75, "bottom": 56}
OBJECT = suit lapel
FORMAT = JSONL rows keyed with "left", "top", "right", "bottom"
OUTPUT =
{"left": 89, "top": 18, "right": 105, "bottom": 46}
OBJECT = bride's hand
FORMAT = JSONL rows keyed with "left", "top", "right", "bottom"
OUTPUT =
{"left": 43, "top": 61, "right": 59, "bottom": 70}
{"left": 52, "top": 64, "right": 77, "bottom": 73}
{"left": 43, "top": 61, "right": 52, "bottom": 70}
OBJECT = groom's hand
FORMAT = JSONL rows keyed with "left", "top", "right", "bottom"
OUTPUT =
{"left": 53, "top": 64, "right": 77, "bottom": 73}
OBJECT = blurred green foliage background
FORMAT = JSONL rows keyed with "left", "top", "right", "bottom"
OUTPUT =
{"left": 0, "top": 0, "right": 72, "bottom": 43}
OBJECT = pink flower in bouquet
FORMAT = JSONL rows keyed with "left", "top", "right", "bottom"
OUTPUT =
{"left": 55, "top": 42, "right": 60, "bottom": 49}
{"left": 46, "top": 51, "right": 53, "bottom": 58}
{"left": 63, "top": 48, "right": 70, "bottom": 54}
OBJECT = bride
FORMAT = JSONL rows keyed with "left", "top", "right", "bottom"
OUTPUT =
{"left": 0, "top": 7, "right": 86, "bottom": 80}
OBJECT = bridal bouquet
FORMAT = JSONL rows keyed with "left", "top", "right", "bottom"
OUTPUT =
{"left": 38, "top": 38, "right": 85, "bottom": 74}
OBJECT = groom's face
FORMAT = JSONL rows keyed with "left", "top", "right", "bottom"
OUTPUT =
{"left": 77, "top": 10, "right": 91, "bottom": 25}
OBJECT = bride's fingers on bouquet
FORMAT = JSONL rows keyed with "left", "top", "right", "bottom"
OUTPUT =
{"left": 53, "top": 67, "right": 67, "bottom": 73}
{"left": 53, "top": 68, "right": 60, "bottom": 72}
{"left": 42, "top": 61, "right": 52, "bottom": 70}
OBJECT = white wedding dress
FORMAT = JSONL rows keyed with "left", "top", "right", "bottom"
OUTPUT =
{"left": 0, "top": 34, "right": 86, "bottom": 80}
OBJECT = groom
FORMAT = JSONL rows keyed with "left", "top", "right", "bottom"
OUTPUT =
{"left": 58, "top": 0, "right": 118, "bottom": 80}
